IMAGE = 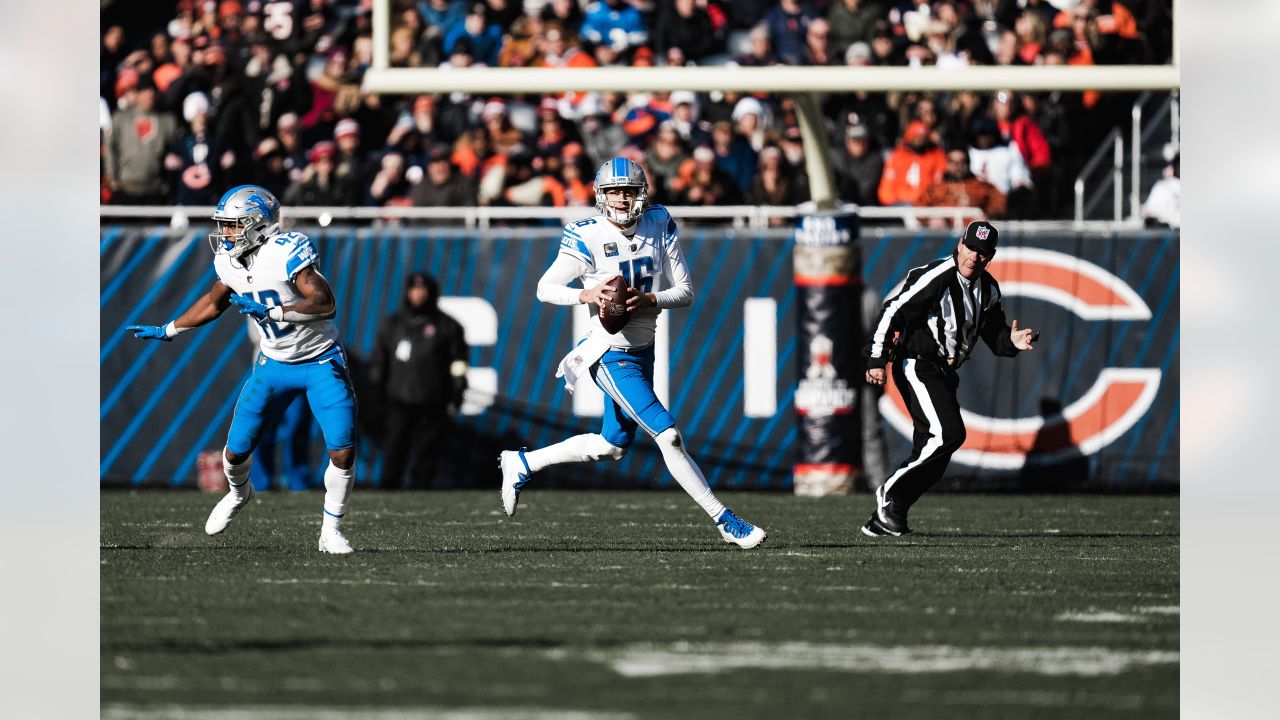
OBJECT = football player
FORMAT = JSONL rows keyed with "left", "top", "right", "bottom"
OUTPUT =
{"left": 128, "top": 185, "right": 358, "bottom": 554}
{"left": 498, "top": 157, "right": 766, "bottom": 549}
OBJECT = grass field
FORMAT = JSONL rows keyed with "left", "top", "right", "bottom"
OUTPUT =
{"left": 101, "top": 490, "right": 1178, "bottom": 719}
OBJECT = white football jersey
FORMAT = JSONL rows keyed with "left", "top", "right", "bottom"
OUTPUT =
{"left": 557, "top": 205, "right": 693, "bottom": 349}
{"left": 214, "top": 231, "right": 340, "bottom": 362}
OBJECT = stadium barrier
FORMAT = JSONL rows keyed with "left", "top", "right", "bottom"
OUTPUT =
{"left": 100, "top": 225, "right": 1178, "bottom": 491}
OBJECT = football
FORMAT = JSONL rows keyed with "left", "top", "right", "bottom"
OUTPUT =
{"left": 599, "top": 276, "right": 631, "bottom": 334}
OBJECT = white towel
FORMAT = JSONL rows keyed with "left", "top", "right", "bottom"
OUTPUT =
{"left": 554, "top": 333, "right": 613, "bottom": 395}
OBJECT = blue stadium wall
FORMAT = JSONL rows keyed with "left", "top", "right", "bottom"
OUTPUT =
{"left": 100, "top": 225, "right": 1179, "bottom": 491}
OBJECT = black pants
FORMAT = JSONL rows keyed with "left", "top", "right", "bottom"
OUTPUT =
{"left": 379, "top": 400, "right": 449, "bottom": 490}
{"left": 884, "top": 358, "right": 966, "bottom": 508}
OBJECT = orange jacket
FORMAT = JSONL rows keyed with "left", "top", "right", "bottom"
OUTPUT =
{"left": 878, "top": 146, "right": 946, "bottom": 206}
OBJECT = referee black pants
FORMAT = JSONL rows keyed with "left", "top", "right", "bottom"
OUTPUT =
{"left": 884, "top": 358, "right": 967, "bottom": 508}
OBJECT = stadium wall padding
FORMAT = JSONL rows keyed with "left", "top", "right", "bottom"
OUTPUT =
{"left": 100, "top": 225, "right": 1178, "bottom": 491}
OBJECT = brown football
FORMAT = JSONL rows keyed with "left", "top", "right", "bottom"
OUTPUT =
{"left": 598, "top": 276, "right": 631, "bottom": 334}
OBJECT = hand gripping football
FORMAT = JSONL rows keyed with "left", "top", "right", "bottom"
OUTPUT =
{"left": 599, "top": 276, "right": 631, "bottom": 334}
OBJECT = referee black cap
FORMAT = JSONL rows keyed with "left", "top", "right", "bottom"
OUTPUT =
{"left": 962, "top": 221, "right": 998, "bottom": 256}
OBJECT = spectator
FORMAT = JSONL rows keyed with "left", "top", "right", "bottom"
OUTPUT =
{"left": 539, "top": 0, "right": 586, "bottom": 38}
{"left": 732, "top": 96, "right": 770, "bottom": 152}
{"left": 869, "top": 20, "right": 903, "bottom": 65}
{"left": 499, "top": 15, "right": 544, "bottom": 67}
{"left": 644, "top": 121, "right": 690, "bottom": 202}
{"left": 444, "top": 4, "right": 504, "bottom": 67}
{"left": 106, "top": 79, "right": 179, "bottom": 204}
{"left": 333, "top": 117, "right": 371, "bottom": 206}
{"left": 968, "top": 117, "right": 1032, "bottom": 206}
{"left": 803, "top": 18, "right": 838, "bottom": 65}
{"left": 916, "top": 148, "right": 1008, "bottom": 227}
{"left": 369, "top": 272, "right": 469, "bottom": 490}
{"left": 580, "top": 0, "right": 649, "bottom": 55}
{"left": 652, "top": 0, "right": 721, "bottom": 64}
{"left": 668, "top": 90, "right": 711, "bottom": 148}
{"left": 733, "top": 23, "right": 778, "bottom": 66}
{"left": 763, "top": 0, "right": 819, "bottom": 65}
{"left": 165, "top": 92, "right": 222, "bottom": 206}
{"left": 420, "top": 0, "right": 469, "bottom": 41}
{"left": 479, "top": 98, "right": 526, "bottom": 155}
{"left": 577, "top": 94, "right": 628, "bottom": 168}
{"left": 941, "top": 90, "right": 985, "bottom": 151}
{"left": 250, "top": 137, "right": 290, "bottom": 198}
{"left": 831, "top": 121, "right": 883, "bottom": 206}
{"left": 877, "top": 120, "right": 945, "bottom": 206}
{"left": 827, "top": 0, "right": 883, "bottom": 57}
{"left": 559, "top": 150, "right": 595, "bottom": 207}
{"left": 1142, "top": 154, "right": 1180, "bottom": 228}
{"left": 275, "top": 113, "right": 308, "bottom": 187}
{"left": 284, "top": 142, "right": 348, "bottom": 206}
{"left": 671, "top": 145, "right": 742, "bottom": 206}
{"left": 367, "top": 151, "right": 413, "bottom": 206}
{"left": 967, "top": 122, "right": 1033, "bottom": 220}
{"left": 992, "top": 90, "right": 1052, "bottom": 181}
{"left": 410, "top": 144, "right": 479, "bottom": 211}
{"left": 1015, "top": 9, "right": 1049, "bottom": 65}
{"left": 708, "top": 119, "right": 757, "bottom": 194}
{"left": 747, "top": 146, "right": 803, "bottom": 214}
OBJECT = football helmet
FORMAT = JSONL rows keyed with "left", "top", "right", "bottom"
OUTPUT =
{"left": 594, "top": 157, "right": 648, "bottom": 226}
{"left": 209, "top": 185, "right": 281, "bottom": 258}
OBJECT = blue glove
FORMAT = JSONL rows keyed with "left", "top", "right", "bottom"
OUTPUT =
{"left": 229, "top": 293, "right": 271, "bottom": 321}
{"left": 127, "top": 324, "right": 172, "bottom": 342}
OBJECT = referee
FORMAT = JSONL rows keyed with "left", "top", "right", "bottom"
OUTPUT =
{"left": 862, "top": 221, "right": 1037, "bottom": 536}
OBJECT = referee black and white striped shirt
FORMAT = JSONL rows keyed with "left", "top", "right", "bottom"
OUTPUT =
{"left": 865, "top": 254, "right": 1020, "bottom": 371}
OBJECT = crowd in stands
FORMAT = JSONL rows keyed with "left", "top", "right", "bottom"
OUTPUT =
{"left": 100, "top": 0, "right": 1173, "bottom": 223}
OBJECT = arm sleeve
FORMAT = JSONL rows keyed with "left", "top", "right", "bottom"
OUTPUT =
{"left": 654, "top": 214, "right": 694, "bottom": 308}
{"left": 978, "top": 283, "right": 1021, "bottom": 357}
{"left": 864, "top": 262, "right": 949, "bottom": 368}
{"left": 536, "top": 253, "right": 590, "bottom": 305}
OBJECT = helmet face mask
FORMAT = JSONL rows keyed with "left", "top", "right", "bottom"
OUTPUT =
{"left": 209, "top": 185, "right": 281, "bottom": 258}
{"left": 594, "top": 158, "right": 648, "bottom": 226}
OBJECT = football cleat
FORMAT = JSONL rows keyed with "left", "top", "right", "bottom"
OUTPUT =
{"left": 716, "top": 508, "right": 767, "bottom": 549}
{"left": 204, "top": 483, "right": 255, "bottom": 536}
{"left": 499, "top": 449, "right": 532, "bottom": 517}
{"left": 860, "top": 512, "right": 893, "bottom": 537}
{"left": 318, "top": 527, "right": 354, "bottom": 554}
{"left": 870, "top": 485, "right": 912, "bottom": 536}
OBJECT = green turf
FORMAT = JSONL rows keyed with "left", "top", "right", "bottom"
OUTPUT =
{"left": 101, "top": 490, "right": 1178, "bottom": 719}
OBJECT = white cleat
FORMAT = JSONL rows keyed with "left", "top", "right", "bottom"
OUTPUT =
{"left": 204, "top": 484, "right": 255, "bottom": 536}
{"left": 318, "top": 527, "right": 354, "bottom": 554}
{"left": 716, "top": 508, "right": 767, "bottom": 549}
{"left": 499, "top": 449, "right": 532, "bottom": 517}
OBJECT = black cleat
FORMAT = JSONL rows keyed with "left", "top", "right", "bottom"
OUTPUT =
{"left": 861, "top": 512, "right": 892, "bottom": 537}
{"left": 870, "top": 486, "right": 912, "bottom": 536}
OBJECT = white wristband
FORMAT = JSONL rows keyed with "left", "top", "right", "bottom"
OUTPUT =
{"left": 164, "top": 321, "right": 190, "bottom": 338}
{"left": 268, "top": 306, "right": 285, "bottom": 322}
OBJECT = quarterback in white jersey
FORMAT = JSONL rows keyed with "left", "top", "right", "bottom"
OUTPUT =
{"left": 498, "top": 157, "right": 766, "bottom": 549}
{"left": 128, "top": 185, "right": 357, "bottom": 554}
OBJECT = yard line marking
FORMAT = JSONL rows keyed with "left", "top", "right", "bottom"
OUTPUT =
{"left": 558, "top": 642, "right": 1177, "bottom": 678}
{"left": 102, "top": 706, "right": 634, "bottom": 720}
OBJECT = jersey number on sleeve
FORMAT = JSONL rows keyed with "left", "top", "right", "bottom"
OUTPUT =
{"left": 248, "top": 290, "right": 294, "bottom": 339}
{"left": 618, "top": 258, "right": 653, "bottom": 294}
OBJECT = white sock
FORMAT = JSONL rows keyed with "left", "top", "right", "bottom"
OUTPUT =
{"left": 655, "top": 428, "right": 725, "bottom": 520}
{"left": 223, "top": 449, "right": 253, "bottom": 500}
{"left": 322, "top": 461, "right": 354, "bottom": 531}
{"left": 524, "top": 433, "right": 626, "bottom": 473}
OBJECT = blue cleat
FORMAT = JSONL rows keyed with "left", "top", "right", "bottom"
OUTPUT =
{"left": 499, "top": 448, "right": 532, "bottom": 517}
{"left": 716, "top": 508, "right": 766, "bottom": 549}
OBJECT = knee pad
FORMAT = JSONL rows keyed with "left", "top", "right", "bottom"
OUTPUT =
{"left": 656, "top": 427, "right": 685, "bottom": 453}
{"left": 584, "top": 434, "right": 628, "bottom": 462}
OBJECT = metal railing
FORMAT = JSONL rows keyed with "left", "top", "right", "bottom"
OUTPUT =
{"left": 101, "top": 203, "right": 1136, "bottom": 233}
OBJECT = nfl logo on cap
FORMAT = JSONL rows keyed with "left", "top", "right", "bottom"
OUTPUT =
{"left": 976, "top": 225, "right": 990, "bottom": 240}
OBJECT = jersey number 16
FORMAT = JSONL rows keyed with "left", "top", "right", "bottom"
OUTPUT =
{"left": 618, "top": 258, "right": 654, "bottom": 293}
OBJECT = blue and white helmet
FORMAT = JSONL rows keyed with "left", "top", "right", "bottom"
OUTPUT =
{"left": 209, "top": 184, "right": 281, "bottom": 258}
{"left": 594, "top": 157, "right": 648, "bottom": 226}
